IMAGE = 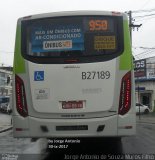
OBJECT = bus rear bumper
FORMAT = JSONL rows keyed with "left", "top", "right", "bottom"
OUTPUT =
{"left": 13, "top": 114, "right": 135, "bottom": 138}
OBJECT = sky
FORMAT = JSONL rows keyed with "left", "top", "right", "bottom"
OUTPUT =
{"left": 1, "top": 0, "right": 155, "bottom": 66}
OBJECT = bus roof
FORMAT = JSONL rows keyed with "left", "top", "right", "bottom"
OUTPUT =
{"left": 19, "top": 10, "right": 128, "bottom": 22}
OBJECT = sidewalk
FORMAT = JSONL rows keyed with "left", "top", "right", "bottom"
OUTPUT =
{"left": 0, "top": 113, "right": 12, "bottom": 133}
{"left": 136, "top": 112, "right": 155, "bottom": 124}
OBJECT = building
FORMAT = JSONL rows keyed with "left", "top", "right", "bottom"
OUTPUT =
{"left": 134, "top": 57, "right": 155, "bottom": 112}
{"left": 0, "top": 67, "right": 13, "bottom": 96}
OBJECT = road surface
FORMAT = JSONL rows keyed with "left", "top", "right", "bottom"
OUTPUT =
{"left": 0, "top": 113, "right": 155, "bottom": 160}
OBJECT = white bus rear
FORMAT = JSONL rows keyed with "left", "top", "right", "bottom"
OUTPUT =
{"left": 13, "top": 11, "right": 136, "bottom": 138}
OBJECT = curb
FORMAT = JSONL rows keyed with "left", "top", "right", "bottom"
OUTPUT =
{"left": 0, "top": 126, "right": 13, "bottom": 133}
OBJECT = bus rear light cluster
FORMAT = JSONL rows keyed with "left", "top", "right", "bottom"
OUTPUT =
{"left": 119, "top": 72, "right": 131, "bottom": 115}
{"left": 15, "top": 75, "right": 28, "bottom": 117}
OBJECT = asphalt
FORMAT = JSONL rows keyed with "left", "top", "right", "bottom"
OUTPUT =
{"left": 136, "top": 112, "right": 155, "bottom": 124}
{"left": 0, "top": 113, "right": 154, "bottom": 133}
{"left": 0, "top": 113, "right": 12, "bottom": 133}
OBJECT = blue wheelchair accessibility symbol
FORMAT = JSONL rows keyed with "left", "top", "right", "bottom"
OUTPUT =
{"left": 34, "top": 71, "right": 44, "bottom": 81}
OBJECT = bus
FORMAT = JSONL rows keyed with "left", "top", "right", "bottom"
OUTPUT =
{"left": 13, "top": 11, "right": 136, "bottom": 138}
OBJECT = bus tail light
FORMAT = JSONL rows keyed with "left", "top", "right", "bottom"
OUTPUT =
{"left": 119, "top": 71, "right": 131, "bottom": 115}
{"left": 15, "top": 75, "right": 28, "bottom": 117}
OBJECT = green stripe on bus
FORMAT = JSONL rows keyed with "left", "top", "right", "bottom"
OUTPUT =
{"left": 13, "top": 25, "right": 26, "bottom": 74}
{"left": 119, "top": 20, "right": 133, "bottom": 70}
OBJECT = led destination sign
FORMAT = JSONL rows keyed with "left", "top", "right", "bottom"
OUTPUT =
{"left": 89, "top": 20, "right": 108, "bottom": 31}
{"left": 94, "top": 36, "right": 116, "bottom": 50}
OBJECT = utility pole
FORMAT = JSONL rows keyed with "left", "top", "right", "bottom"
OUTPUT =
{"left": 127, "top": 10, "right": 142, "bottom": 119}
{"left": 128, "top": 11, "right": 133, "bottom": 41}
{"left": 127, "top": 11, "right": 142, "bottom": 44}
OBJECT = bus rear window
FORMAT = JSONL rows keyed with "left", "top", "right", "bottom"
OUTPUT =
{"left": 21, "top": 16, "right": 124, "bottom": 63}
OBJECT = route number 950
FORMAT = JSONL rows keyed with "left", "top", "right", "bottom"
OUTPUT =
{"left": 89, "top": 20, "right": 108, "bottom": 31}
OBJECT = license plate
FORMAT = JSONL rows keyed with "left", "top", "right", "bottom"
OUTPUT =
{"left": 62, "top": 101, "right": 83, "bottom": 109}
